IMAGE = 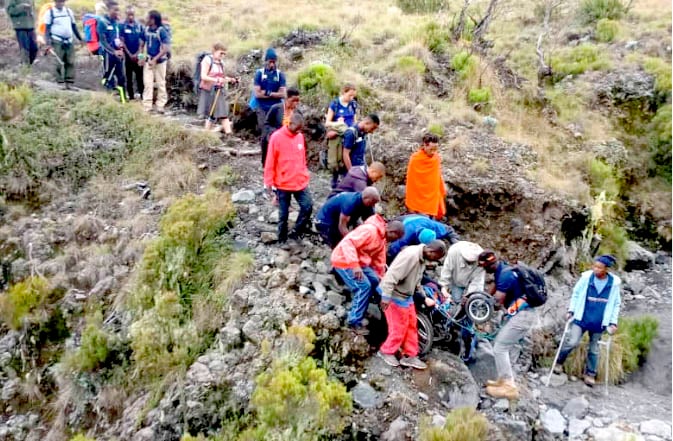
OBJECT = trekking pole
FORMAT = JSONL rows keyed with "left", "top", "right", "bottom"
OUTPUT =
{"left": 47, "top": 47, "right": 65, "bottom": 66}
{"left": 603, "top": 335, "right": 612, "bottom": 396}
{"left": 209, "top": 86, "right": 222, "bottom": 121}
{"left": 545, "top": 318, "right": 573, "bottom": 386}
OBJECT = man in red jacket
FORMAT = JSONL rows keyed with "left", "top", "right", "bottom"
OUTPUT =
{"left": 331, "top": 215, "right": 405, "bottom": 334}
{"left": 264, "top": 112, "right": 313, "bottom": 243}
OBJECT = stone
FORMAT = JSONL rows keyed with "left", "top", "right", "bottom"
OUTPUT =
{"left": 299, "top": 286, "right": 311, "bottom": 295}
{"left": 288, "top": 46, "right": 304, "bottom": 61}
{"left": 315, "top": 261, "right": 329, "bottom": 274}
{"left": 242, "top": 318, "right": 264, "bottom": 344}
{"left": 640, "top": 420, "right": 672, "bottom": 439}
{"left": 89, "top": 276, "right": 116, "bottom": 298}
{"left": 431, "top": 414, "right": 446, "bottom": 427}
{"left": 381, "top": 416, "right": 408, "bottom": 441}
{"left": 568, "top": 418, "right": 592, "bottom": 438}
{"left": 273, "top": 250, "right": 290, "bottom": 268}
{"left": 541, "top": 408, "right": 566, "bottom": 434}
{"left": 625, "top": 40, "right": 639, "bottom": 50}
{"left": 625, "top": 240, "right": 656, "bottom": 271}
{"left": 351, "top": 382, "right": 381, "bottom": 409}
{"left": 231, "top": 189, "right": 256, "bottom": 203}
{"left": 220, "top": 324, "right": 242, "bottom": 348}
{"left": 326, "top": 292, "right": 345, "bottom": 307}
{"left": 187, "top": 362, "right": 214, "bottom": 384}
{"left": 260, "top": 232, "right": 277, "bottom": 244}
{"left": 418, "top": 392, "right": 429, "bottom": 401}
{"left": 431, "top": 352, "right": 480, "bottom": 409}
{"left": 549, "top": 372, "right": 568, "bottom": 387}
{"left": 467, "top": 340, "right": 498, "bottom": 386}
{"left": 562, "top": 395, "right": 589, "bottom": 419}
{"left": 268, "top": 210, "right": 280, "bottom": 224}
{"left": 73, "top": 215, "right": 104, "bottom": 242}
{"left": 492, "top": 418, "right": 532, "bottom": 441}
{"left": 494, "top": 398, "right": 510, "bottom": 411}
{"left": 133, "top": 427, "right": 155, "bottom": 441}
{"left": 312, "top": 280, "right": 327, "bottom": 299}
{"left": 588, "top": 425, "right": 644, "bottom": 441}
{"left": 1, "top": 378, "right": 20, "bottom": 401}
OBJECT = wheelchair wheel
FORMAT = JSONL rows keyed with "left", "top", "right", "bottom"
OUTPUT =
{"left": 466, "top": 293, "right": 494, "bottom": 324}
{"left": 417, "top": 313, "right": 434, "bottom": 356}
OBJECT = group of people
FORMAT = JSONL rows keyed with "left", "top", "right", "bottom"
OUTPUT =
{"left": 7, "top": 0, "right": 170, "bottom": 110}
{"left": 259, "top": 48, "right": 622, "bottom": 401}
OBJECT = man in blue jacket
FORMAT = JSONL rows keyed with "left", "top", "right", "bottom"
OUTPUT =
{"left": 121, "top": 6, "right": 144, "bottom": 100}
{"left": 97, "top": 1, "right": 126, "bottom": 100}
{"left": 554, "top": 255, "right": 621, "bottom": 386}
{"left": 254, "top": 48, "right": 286, "bottom": 138}
{"left": 387, "top": 214, "right": 459, "bottom": 262}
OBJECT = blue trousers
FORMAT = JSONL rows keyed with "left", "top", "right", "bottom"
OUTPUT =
{"left": 15, "top": 29, "right": 38, "bottom": 64}
{"left": 335, "top": 267, "right": 380, "bottom": 327}
{"left": 557, "top": 322, "right": 603, "bottom": 376}
{"left": 277, "top": 188, "right": 312, "bottom": 242}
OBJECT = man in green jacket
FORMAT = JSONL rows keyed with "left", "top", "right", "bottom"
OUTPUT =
{"left": 6, "top": 0, "right": 38, "bottom": 64}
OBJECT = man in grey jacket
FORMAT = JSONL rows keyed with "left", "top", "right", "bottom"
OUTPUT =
{"left": 377, "top": 241, "right": 447, "bottom": 370}
{"left": 6, "top": 0, "right": 37, "bottom": 64}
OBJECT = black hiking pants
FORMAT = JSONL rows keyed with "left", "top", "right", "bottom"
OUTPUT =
{"left": 124, "top": 55, "right": 143, "bottom": 99}
{"left": 15, "top": 28, "right": 38, "bottom": 64}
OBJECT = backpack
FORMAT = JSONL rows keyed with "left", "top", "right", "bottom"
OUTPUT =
{"left": 248, "top": 68, "right": 282, "bottom": 111}
{"left": 326, "top": 123, "right": 357, "bottom": 173}
{"left": 161, "top": 24, "right": 172, "bottom": 59}
{"left": 512, "top": 263, "right": 547, "bottom": 307}
{"left": 82, "top": 13, "right": 100, "bottom": 55}
{"left": 36, "top": 2, "right": 54, "bottom": 44}
{"left": 192, "top": 51, "right": 210, "bottom": 94}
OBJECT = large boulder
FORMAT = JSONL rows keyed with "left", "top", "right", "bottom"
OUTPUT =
{"left": 625, "top": 241, "right": 656, "bottom": 271}
{"left": 467, "top": 339, "right": 498, "bottom": 386}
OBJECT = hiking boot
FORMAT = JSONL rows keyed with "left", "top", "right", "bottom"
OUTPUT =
{"left": 486, "top": 381, "right": 520, "bottom": 400}
{"left": 348, "top": 324, "right": 369, "bottom": 336}
{"left": 485, "top": 378, "right": 506, "bottom": 387}
{"left": 377, "top": 351, "right": 400, "bottom": 367}
{"left": 553, "top": 364, "right": 564, "bottom": 375}
{"left": 583, "top": 375, "right": 596, "bottom": 387}
{"left": 400, "top": 356, "right": 428, "bottom": 370}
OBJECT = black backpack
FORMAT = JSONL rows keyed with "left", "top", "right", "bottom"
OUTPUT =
{"left": 512, "top": 263, "right": 547, "bottom": 307}
{"left": 192, "top": 51, "right": 210, "bottom": 94}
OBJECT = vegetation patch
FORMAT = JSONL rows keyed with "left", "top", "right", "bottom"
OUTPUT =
{"left": 396, "top": 0, "right": 449, "bottom": 14}
{"left": 551, "top": 44, "right": 612, "bottom": 80}
{"left": 0, "top": 276, "right": 52, "bottom": 330}
{"left": 423, "top": 22, "right": 450, "bottom": 54}
{"left": 643, "top": 57, "right": 672, "bottom": 98}
{"left": 580, "top": 0, "right": 629, "bottom": 24}
{"left": 595, "top": 18, "right": 620, "bottom": 42}
{"left": 648, "top": 104, "right": 672, "bottom": 183}
{"left": 395, "top": 55, "right": 426, "bottom": 76}
{"left": 468, "top": 87, "right": 492, "bottom": 105}
{"left": 297, "top": 63, "right": 339, "bottom": 103}
{"left": 419, "top": 407, "right": 489, "bottom": 441}
{"left": 451, "top": 50, "right": 477, "bottom": 81}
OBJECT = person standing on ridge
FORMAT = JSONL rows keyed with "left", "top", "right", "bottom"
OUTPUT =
{"left": 254, "top": 48, "right": 287, "bottom": 155}
{"left": 98, "top": 1, "right": 126, "bottom": 100}
{"left": 261, "top": 87, "right": 300, "bottom": 166}
{"left": 121, "top": 6, "right": 144, "bottom": 100}
{"left": 140, "top": 9, "right": 170, "bottom": 113}
{"left": 326, "top": 83, "right": 358, "bottom": 128}
{"left": 6, "top": 0, "right": 38, "bottom": 64}
{"left": 197, "top": 43, "right": 237, "bottom": 134}
{"left": 43, "top": 0, "right": 83, "bottom": 89}
{"left": 405, "top": 133, "right": 447, "bottom": 220}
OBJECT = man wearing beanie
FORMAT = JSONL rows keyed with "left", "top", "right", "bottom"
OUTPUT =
{"left": 254, "top": 47, "right": 287, "bottom": 161}
{"left": 387, "top": 214, "right": 459, "bottom": 262}
{"left": 554, "top": 254, "right": 621, "bottom": 387}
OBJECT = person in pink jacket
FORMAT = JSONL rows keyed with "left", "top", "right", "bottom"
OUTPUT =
{"left": 263, "top": 112, "right": 313, "bottom": 243}
{"left": 331, "top": 215, "right": 404, "bottom": 335}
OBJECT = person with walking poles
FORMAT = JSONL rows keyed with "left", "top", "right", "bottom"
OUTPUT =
{"left": 331, "top": 215, "right": 404, "bottom": 335}
{"left": 140, "top": 10, "right": 170, "bottom": 113}
{"left": 43, "top": 0, "right": 83, "bottom": 89}
{"left": 478, "top": 250, "right": 543, "bottom": 400}
{"left": 552, "top": 255, "right": 621, "bottom": 387}
{"left": 97, "top": 1, "right": 126, "bottom": 101}
{"left": 121, "top": 6, "right": 144, "bottom": 100}
{"left": 263, "top": 112, "right": 313, "bottom": 244}
{"left": 261, "top": 87, "right": 300, "bottom": 165}
{"left": 253, "top": 48, "right": 287, "bottom": 151}
{"left": 197, "top": 43, "right": 238, "bottom": 133}
{"left": 377, "top": 240, "right": 447, "bottom": 370}
{"left": 6, "top": 0, "right": 38, "bottom": 65}
{"left": 405, "top": 133, "right": 447, "bottom": 220}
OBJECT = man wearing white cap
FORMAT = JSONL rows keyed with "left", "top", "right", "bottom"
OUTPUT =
{"left": 438, "top": 240, "right": 486, "bottom": 303}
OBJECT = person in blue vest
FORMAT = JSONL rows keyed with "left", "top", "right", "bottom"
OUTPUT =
{"left": 342, "top": 114, "right": 380, "bottom": 173}
{"left": 121, "top": 6, "right": 143, "bottom": 100}
{"left": 97, "top": 1, "right": 126, "bottom": 100}
{"left": 253, "top": 48, "right": 287, "bottom": 141}
{"left": 554, "top": 254, "right": 621, "bottom": 387}
{"left": 326, "top": 83, "right": 358, "bottom": 128}
{"left": 387, "top": 214, "right": 460, "bottom": 262}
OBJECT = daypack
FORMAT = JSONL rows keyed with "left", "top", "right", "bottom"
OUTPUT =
{"left": 82, "top": 13, "right": 100, "bottom": 55}
{"left": 161, "top": 23, "right": 172, "bottom": 59}
{"left": 248, "top": 68, "right": 282, "bottom": 111}
{"left": 36, "top": 2, "right": 54, "bottom": 44}
{"left": 326, "top": 122, "right": 357, "bottom": 173}
{"left": 512, "top": 263, "right": 547, "bottom": 307}
{"left": 192, "top": 51, "right": 210, "bottom": 94}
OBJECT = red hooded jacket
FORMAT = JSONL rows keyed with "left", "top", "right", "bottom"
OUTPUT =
{"left": 330, "top": 214, "right": 387, "bottom": 278}
{"left": 264, "top": 126, "right": 310, "bottom": 191}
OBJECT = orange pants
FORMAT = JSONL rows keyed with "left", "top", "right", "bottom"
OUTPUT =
{"left": 380, "top": 302, "right": 419, "bottom": 357}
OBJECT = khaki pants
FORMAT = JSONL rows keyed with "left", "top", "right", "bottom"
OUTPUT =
{"left": 493, "top": 308, "right": 535, "bottom": 381}
{"left": 142, "top": 61, "right": 167, "bottom": 111}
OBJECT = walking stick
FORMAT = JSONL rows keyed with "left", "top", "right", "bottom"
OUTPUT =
{"left": 603, "top": 335, "right": 612, "bottom": 396}
{"left": 209, "top": 86, "right": 222, "bottom": 121}
{"left": 545, "top": 318, "right": 573, "bottom": 386}
{"left": 47, "top": 47, "right": 67, "bottom": 85}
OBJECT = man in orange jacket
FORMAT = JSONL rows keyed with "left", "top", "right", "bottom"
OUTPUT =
{"left": 331, "top": 215, "right": 404, "bottom": 335}
{"left": 405, "top": 133, "right": 446, "bottom": 219}
{"left": 263, "top": 112, "right": 313, "bottom": 243}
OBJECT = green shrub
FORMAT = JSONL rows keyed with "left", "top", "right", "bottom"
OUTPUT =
{"left": 207, "top": 165, "right": 238, "bottom": 190}
{"left": 419, "top": 407, "right": 489, "bottom": 441}
{"left": 297, "top": 63, "right": 339, "bottom": 99}
{"left": 564, "top": 315, "right": 658, "bottom": 383}
{"left": 451, "top": 51, "right": 476, "bottom": 80}
{"left": 597, "top": 222, "right": 629, "bottom": 264}
{"left": 596, "top": 19, "right": 620, "bottom": 42}
{"left": 69, "top": 435, "right": 96, "bottom": 441}
{"left": 0, "top": 276, "right": 51, "bottom": 330}
{"left": 552, "top": 44, "right": 612, "bottom": 79}
{"left": 396, "top": 56, "right": 426, "bottom": 76}
{"left": 64, "top": 311, "right": 112, "bottom": 372}
{"left": 468, "top": 87, "right": 492, "bottom": 104}
{"left": 423, "top": 22, "right": 450, "bottom": 54}
{"left": 643, "top": 57, "right": 672, "bottom": 96}
{"left": 588, "top": 159, "right": 620, "bottom": 198}
{"left": 580, "top": 0, "right": 628, "bottom": 24}
{"left": 428, "top": 123, "right": 444, "bottom": 137}
{"left": 396, "top": 0, "right": 449, "bottom": 14}
{"left": 547, "top": 88, "right": 585, "bottom": 123}
{"left": 648, "top": 105, "right": 672, "bottom": 183}
{"left": 0, "top": 82, "right": 32, "bottom": 120}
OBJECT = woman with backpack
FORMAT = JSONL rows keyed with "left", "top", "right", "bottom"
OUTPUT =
{"left": 197, "top": 43, "right": 237, "bottom": 134}
{"left": 325, "top": 83, "right": 358, "bottom": 128}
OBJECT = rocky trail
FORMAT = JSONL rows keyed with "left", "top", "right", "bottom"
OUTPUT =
{"left": 0, "top": 61, "right": 671, "bottom": 440}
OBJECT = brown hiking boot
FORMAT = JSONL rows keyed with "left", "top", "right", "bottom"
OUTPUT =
{"left": 486, "top": 381, "right": 520, "bottom": 400}
{"left": 583, "top": 375, "right": 596, "bottom": 387}
{"left": 485, "top": 378, "right": 505, "bottom": 387}
{"left": 400, "top": 356, "right": 428, "bottom": 370}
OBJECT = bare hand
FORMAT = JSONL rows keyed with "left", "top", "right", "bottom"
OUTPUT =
{"left": 353, "top": 268, "right": 364, "bottom": 281}
{"left": 440, "top": 286, "right": 449, "bottom": 301}
{"left": 494, "top": 291, "right": 505, "bottom": 305}
{"left": 607, "top": 325, "right": 617, "bottom": 335}
{"left": 566, "top": 312, "right": 574, "bottom": 321}
{"left": 424, "top": 297, "right": 436, "bottom": 307}
{"left": 114, "top": 49, "right": 124, "bottom": 59}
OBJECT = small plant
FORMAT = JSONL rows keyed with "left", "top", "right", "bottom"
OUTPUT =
{"left": 451, "top": 51, "right": 477, "bottom": 80}
{"left": 588, "top": 159, "right": 620, "bottom": 199}
{"left": 0, "top": 276, "right": 51, "bottom": 330}
{"left": 423, "top": 22, "right": 450, "bottom": 54}
{"left": 579, "top": 0, "right": 628, "bottom": 24}
{"left": 468, "top": 87, "right": 491, "bottom": 105}
{"left": 648, "top": 104, "right": 672, "bottom": 183}
{"left": 297, "top": 63, "right": 339, "bottom": 99}
{"left": 595, "top": 19, "right": 620, "bottom": 42}
{"left": 596, "top": 221, "right": 629, "bottom": 264}
{"left": 63, "top": 311, "right": 112, "bottom": 372}
{"left": 396, "top": 0, "right": 449, "bottom": 14}
{"left": 0, "top": 82, "right": 32, "bottom": 120}
{"left": 428, "top": 123, "right": 444, "bottom": 137}
{"left": 419, "top": 407, "right": 489, "bottom": 441}
{"left": 643, "top": 57, "right": 672, "bottom": 97}
{"left": 395, "top": 56, "right": 426, "bottom": 76}
{"left": 552, "top": 44, "right": 612, "bottom": 79}
{"left": 69, "top": 435, "right": 96, "bottom": 441}
{"left": 207, "top": 165, "right": 238, "bottom": 190}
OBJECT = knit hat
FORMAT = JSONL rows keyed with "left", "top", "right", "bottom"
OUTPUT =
{"left": 264, "top": 47, "right": 278, "bottom": 61}
{"left": 418, "top": 229, "right": 437, "bottom": 244}
{"left": 95, "top": 1, "right": 108, "bottom": 15}
{"left": 595, "top": 255, "right": 617, "bottom": 268}
{"left": 477, "top": 250, "right": 497, "bottom": 266}
{"left": 459, "top": 242, "right": 484, "bottom": 263}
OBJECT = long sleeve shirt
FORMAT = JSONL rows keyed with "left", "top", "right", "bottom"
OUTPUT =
{"left": 7, "top": 0, "right": 35, "bottom": 30}
{"left": 569, "top": 270, "right": 621, "bottom": 328}
{"left": 45, "top": 7, "right": 82, "bottom": 45}
{"left": 438, "top": 241, "right": 485, "bottom": 295}
{"left": 380, "top": 244, "right": 426, "bottom": 304}
{"left": 263, "top": 126, "right": 310, "bottom": 191}
{"left": 388, "top": 214, "right": 459, "bottom": 259}
{"left": 330, "top": 214, "right": 387, "bottom": 278}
